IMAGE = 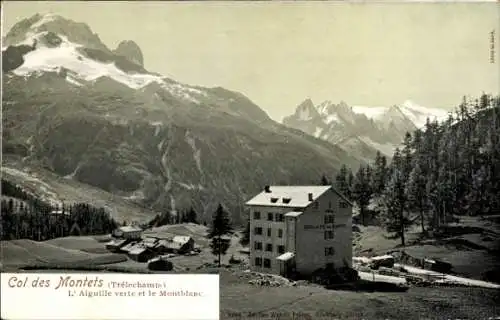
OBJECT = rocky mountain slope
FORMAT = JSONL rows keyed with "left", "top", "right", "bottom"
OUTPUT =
{"left": 2, "top": 13, "right": 363, "bottom": 224}
{"left": 283, "top": 99, "right": 449, "bottom": 160}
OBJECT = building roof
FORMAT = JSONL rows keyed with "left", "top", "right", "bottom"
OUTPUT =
{"left": 129, "top": 247, "right": 147, "bottom": 255}
{"left": 285, "top": 211, "right": 303, "bottom": 218}
{"left": 106, "top": 239, "right": 127, "bottom": 247}
{"left": 245, "top": 185, "right": 353, "bottom": 208}
{"left": 121, "top": 242, "right": 139, "bottom": 252}
{"left": 276, "top": 252, "right": 295, "bottom": 261}
{"left": 117, "top": 226, "right": 143, "bottom": 233}
{"left": 173, "top": 236, "right": 192, "bottom": 244}
{"left": 157, "top": 239, "right": 183, "bottom": 250}
{"left": 143, "top": 237, "right": 158, "bottom": 244}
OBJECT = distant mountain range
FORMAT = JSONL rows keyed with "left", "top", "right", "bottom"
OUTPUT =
{"left": 282, "top": 99, "right": 449, "bottom": 160}
{"left": 2, "top": 13, "right": 364, "bottom": 224}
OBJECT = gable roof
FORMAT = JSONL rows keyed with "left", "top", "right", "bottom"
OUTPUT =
{"left": 245, "top": 186, "right": 330, "bottom": 208}
{"left": 173, "top": 236, "right": 193, "bottom": 244}
{"left": 245, "top": 185, "right": 352, "bottom": 208}
{"left": 118, "top": 226, "right": 143, "bottom": 233}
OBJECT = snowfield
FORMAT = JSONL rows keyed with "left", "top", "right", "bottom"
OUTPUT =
{"left": 7, "top": 32, "right": 207, "bottom": 104}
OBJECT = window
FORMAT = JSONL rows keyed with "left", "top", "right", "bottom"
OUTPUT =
{"left": 278, "top": 245, "right": 285, "bottom": 254}
{"left": 324, "top": 230, "right": 334, "bottom": 240}
{"left": 254, "top": 241, "right": 262, "bottom": 250}
{"left": 253, "top": 211, "right": 261, "bottom": 220}
{"left": 266, "top": 243, "right": 273, "bottom": 252}
{"left": 263, "top": 258, "right": 271, "bottom": 268}
{"left": 267, "top": 228, "right": 272, "bottom": 237}
{"left": 313, "top": 202, "right": 319, "bottom": 210}
{"left": 277, "top": 214, "right": 284, "bottom": 222}
{"left": 271, "top": 197, "right": 278, "bottom": 203}
{"left": 339, "top": 201, "right": 349, "bottom": 209}
{"left": 278, "top": 229, "right": 283, "bottom": 238}
{"left": 324, "top": 247, "right": 335, "bottom": 256}
{"left": 324, "top": 215, "right": 335, "bottom": 224}
{"left": 254, "top": 257, "right": 262, "bottom": 266}
{"left": 267, "top": 213, "right": 274, "bottom": 221}
{"left": 328, "top": 201, "right": 332, "bottom": 209}
{"left": 254, "top": 227, "right": 262, "bottom": 235}
{"left": 282, "top": 198, "right": 291, "bottom": 204}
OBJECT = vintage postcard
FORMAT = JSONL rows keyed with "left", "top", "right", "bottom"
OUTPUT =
{"left": 1, "top": 1, "right": 499, "bottom": 319}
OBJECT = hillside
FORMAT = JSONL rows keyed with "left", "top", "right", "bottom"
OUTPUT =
{"left": 2, "top": 157, "right": 158, "bottom": 222}
{"left": 2, "top": 13, "right": 363, "bottom": 224}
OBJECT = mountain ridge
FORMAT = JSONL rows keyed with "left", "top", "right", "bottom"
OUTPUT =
{"left": 282, "top": 98, "right": 449, "bottom": 160}
{"left": 2, "top": 13, "right": 364, "bottom": 224}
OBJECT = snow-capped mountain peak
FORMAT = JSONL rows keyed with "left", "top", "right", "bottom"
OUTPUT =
{"left": 2, "top": 13, "right": 212, "bottom": 104}
{"left": 4, "top": 13, "right": 109, "bottom": 52}
{"left": 283, "top": 98, "right": 450, "bottom": 160}
{"left": 398, "top": 99, "right": 449, "bottom": 128}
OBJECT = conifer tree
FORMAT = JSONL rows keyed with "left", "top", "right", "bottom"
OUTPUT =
{"left": 208, "top": 203, "right": 233, "bottom": 266}
{"left": 352, "top": 166, "right": 372, "bottom": 225}
{"left": 383, "top": 169, "right": 410, "bottom": 246}
{"left": 335, "top": 164, "right": 351, "bottom": 199}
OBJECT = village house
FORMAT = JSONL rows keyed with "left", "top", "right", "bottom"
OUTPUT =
{"left": 105, "top": 239, "right": 129, "bottom": 252}
{"left": 128, "top": 244, "right": 156, "bottom": 263}
{"left": 156, "top": 236, "right": 195, "bottom": 254}
{"left": 112, "top": 226, "right": 143, "bottom": 240}
{"left": 245, "top": 185, "right": 353, "bottom": 278}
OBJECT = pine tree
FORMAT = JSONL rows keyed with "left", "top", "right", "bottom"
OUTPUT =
{"left": 320, "top": 174, "right": 330, "bottom": 186}
{"left": 335, "top": 164, "right": 350, "bottom": 199}
{"left": 383, "top": 169, "right": 410, "bottom": 246}
{"left": 372, "top": 151, "right": 388, "bottom": 196}
{"left": 405, "top": 162, "right": 428, "bottom": 233}
{"left": 467, "top": 166, "right": 489, "bottom": 216}
{"left": 186, "top": 207, "right": 198, "bottom": 224}
{"left": 208, "top": 203, "right": 233, "bottom": 266}
{"left": 352, "top": 166, "right": 372, "bottom": 225}
{"left": 180, "top": 210, "right": 189, "bottom": 223}
{"left": 240, "top": 219, "right": 250, "bottom": 246}
{"left": 347, "top": 169, "right": 354, "bottom": 199}
{"left": 401, "top": 132, "right": 413, "bottom": 181}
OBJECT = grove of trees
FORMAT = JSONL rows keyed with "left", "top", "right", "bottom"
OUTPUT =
{"left": 326, "top": 93, "right": 500, "bottom": 245}
{"left": 1, "top": 180, "right": 119, "bottom": 241}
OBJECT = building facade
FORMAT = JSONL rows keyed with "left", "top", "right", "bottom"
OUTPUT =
{"left": 112, "top": 226, "right": 143, "bottom": 240}
{"left": 245, "top": 185, "right": 353, "bottom": 277}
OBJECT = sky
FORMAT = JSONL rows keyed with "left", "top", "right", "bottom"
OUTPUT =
{"left": 2, "top": 1, "right": 499, "bottom": 122}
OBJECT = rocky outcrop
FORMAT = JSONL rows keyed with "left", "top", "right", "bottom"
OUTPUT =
{"left": 113, "top": 40, "right": 144, "bottom": 67}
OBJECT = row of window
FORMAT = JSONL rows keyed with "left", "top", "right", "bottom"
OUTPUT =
{"left": 254, "top": 249, "right": 333, "bottom": 268}
{"left": 253, "top": 212, "right": 285, "bottom": 222}
{"left": 253, "top": 227, "right": 283, "bottom": 238}
{"left": 254, "top": 257, "right": 271, "bottom": 268}
{"left": 255, "top": 227, "right": 333, "bottom": 240}
{"left": 252, "top": 201, "right": 348, "bottom": 221}
{"left": 254, "top": 242, "right": 286, "bottom": 254}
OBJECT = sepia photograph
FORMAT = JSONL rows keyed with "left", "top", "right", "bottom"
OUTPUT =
{"left": 1, "top": 1, "right": 499, "bottom": 319}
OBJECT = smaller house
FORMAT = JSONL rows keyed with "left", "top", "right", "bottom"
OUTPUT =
{"left": 128, "top": 245, "right": 156, "bottom": 263}
{"left": 121, "top": 241, "right": 140, "bottom": 253}
{"left": 173, "top": 236, "right": 195, "bottom": 253}
{"left": 156, "top": 236, "right": 195, "bottom": 254}
{"left": 105, "top": 239, "right": 129, "bottom": 252}
{"left": 143, "top": 237, "right": 159, "bottom": 250}
{"left": 112, "top": 226, "right": 143, "bottom": 240}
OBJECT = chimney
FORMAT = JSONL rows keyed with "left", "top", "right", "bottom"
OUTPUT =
{"left": 308, "top": 193, "right": 313, "bottom": 201}
{"left": 264, "top": 185, "right": 271, "bottom": 193}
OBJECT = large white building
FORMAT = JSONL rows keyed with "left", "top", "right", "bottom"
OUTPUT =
{"left": 245, "top": 185, "right": 353, "bottom": 278}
